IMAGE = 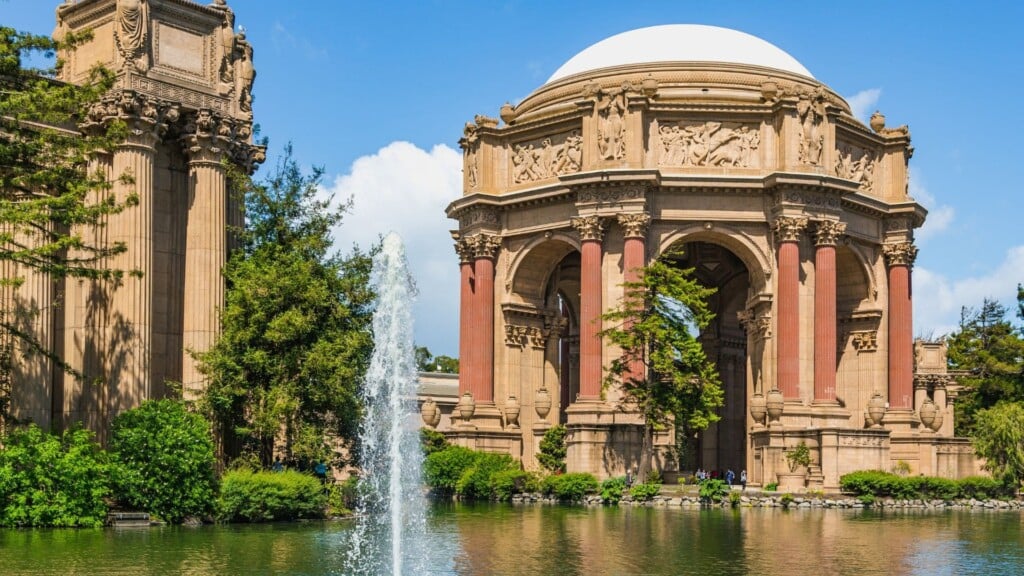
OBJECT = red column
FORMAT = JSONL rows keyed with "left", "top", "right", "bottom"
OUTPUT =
{"left": 456, "top": 238, "right": 475, "bottom": 396}
{"left": 573, "top": 216, "right": 605, "bottom": 401}
{"left": 885, "top": 242, "right": 917, "bottom": 410}
{"left": 473, "top": 235, "right": 500, "bottom": 403}
{"left": 618, "top": 213, "right": 650, "bottom": 383}
{"left": 813, "top": 221, "right": 844, "bottom": 403}
{"left": 773, "top": 217, "right": 807, "bottom": 400}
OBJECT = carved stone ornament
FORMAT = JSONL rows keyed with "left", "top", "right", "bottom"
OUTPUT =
{"left": 814, "top": 220, "right": 846, "bottom": 247}
{"left": 214, "top": 6, "right": 236, "bottom": 94}
{"left": 850, "top": 330, "right": 878, "bottom": 352}
{"left": 796, "top": 86, "right": 827, "bottom": 165}
{"left": 81, "top": 89, "right": 178, "bottom": 148}
{"left": 772, "top": 216, "right": 808, "bottom": 243}
{"left": 647, "top": 119, "right": 760, "bottom": 168}
{"left": 511, "top": 130, "right": 582, "bottom": 184}
{"left": 576, "top": 186, "right": 646, "bottom": 205}
{"left": 471, "top": 234, "right": 502, "bottom": 260}
{"left": 453, "top": 236, "right": 475, "bottom": 264}
{"left": 233, "top": 32, "right": 255, "bottom": 118}
{"left": 457, "top": 205, "right": 499, "bottom": 228}
{"left": 505, "top": 324, "right": 550, "bottom": 349}
{"left": 617, "top": 213, "right": 651, "bottom": 239}
{"left": 738, "top": 309, "right": 772, "bottom": 340}
{"left": 883, "top": 242, "right": 918, "bottom": 267}
{"left": 596, "top": 89, "right": 627, "bottom": 160}
{"left": 571, "top": 216, "right": 607, "bottom": 242}
{"left": 835, "top": 142, "right": 878, "bottom": 193}
{"left": 115, "top": 0, "right": 150, "bottom": 72}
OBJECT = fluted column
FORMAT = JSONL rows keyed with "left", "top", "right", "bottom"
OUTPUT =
{"left": 772, "top": 216, "right": 807, "bottom": 400}
{"left": 813, "top": 220, "right": 845, "bottom": 403}
{"left": 884, "top": 242, "right": 917, "bottom": 411}
{"left": 618, "top": 213, "right": 649, "bottom": 383}
{"left": 572, "top": 216, "right": 606, "bottom": 401}
{"left": 471, "top": 235, "right": 500, "bottom": 403}
{"left": 455, "top": 237, "right": 476, "bottom": 397}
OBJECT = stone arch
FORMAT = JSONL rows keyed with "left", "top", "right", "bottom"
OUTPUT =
{"left": 836, "top": 244, "right": 873, "bottom": 310}
{"left": 656, "top": 224, "right": 772, "bottom": 294}
{"left": 507, "top": 233, "right": 580, "bottom": 304}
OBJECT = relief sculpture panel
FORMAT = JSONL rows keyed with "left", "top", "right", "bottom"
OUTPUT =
{"left": 647, "top": 119, "right": 760, "bottom": 168}
{"left": 511, "top": 130, "right": 582, "bottom": 184}
{"left": 835, "top": 141, "right": 878, "bottom": 193}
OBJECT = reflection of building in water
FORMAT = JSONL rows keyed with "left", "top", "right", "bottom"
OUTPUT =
{"left": 430, "top": 24, "right": 982, "bottom": 489}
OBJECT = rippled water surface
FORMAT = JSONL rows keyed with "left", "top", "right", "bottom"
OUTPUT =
{"left": 1, "top": 503, "right": 1021, "bottom": 575}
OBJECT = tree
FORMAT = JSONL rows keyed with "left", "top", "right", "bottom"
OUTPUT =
{"left": 414, "top": 346, "right": 458, "bottom": 374}
{"left": 0, "top": 29, "right": 130, "bottom": 426}
{"left": 946, "top": 298, "right": 1024, "bottom": 436}
{"left": 600, "top": 256, "right": 723, "bottom": 481}
{"left": 972, "top": 402, "right": 1024, "bottom": 489}
{"left": 198, "top": 147, "right": 375, "bottom": 468}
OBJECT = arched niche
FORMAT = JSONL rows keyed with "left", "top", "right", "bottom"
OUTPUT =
{"left": 656, "top": 224, "right": 772, "bottom": 297}
{"left": 507, "top": 234, "right": 580, "bottom": 305}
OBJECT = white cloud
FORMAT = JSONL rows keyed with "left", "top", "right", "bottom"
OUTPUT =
{"left": 914, "top": 246, "right": 1024, "bottom": 338}
{"left": 845, "top": 88, "right": 882, "bottom": 124}
{"left": 327, "top": 142, "right": 463, "bottom": 356}
{"left": 908, "top": 169, "right": 954, "bottom": 242}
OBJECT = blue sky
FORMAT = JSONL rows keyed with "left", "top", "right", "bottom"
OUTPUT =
{"left": 6, "top": 1, "right": 1024, "bottom": 357}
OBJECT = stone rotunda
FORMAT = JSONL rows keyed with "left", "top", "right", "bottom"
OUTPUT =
{"left": 440, "top": 24, "right": 978, "bottom": 489}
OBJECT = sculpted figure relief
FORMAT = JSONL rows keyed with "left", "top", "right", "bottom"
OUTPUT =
{"left": 215, "top": 9, "right": 237, "bottom": 94}
{"left": 233, "top": 33, "right": 256, "bottom": 117}
{"left": 115, "top": 0, "right": 150, "bottom": 72}
{"left": 648, "top": 120, "right": 760, "bottom": 168}
{"left": 835, "top": 143, "right": 877, "bottom": 192}
{"left": 796, "top": 87, "right": 827, "bottom": 165}
{"left": 511, "top": 131, "right": 582, "bottom": 184}
{"left": 597, "top": 89, "right": 626, "bottom": 160}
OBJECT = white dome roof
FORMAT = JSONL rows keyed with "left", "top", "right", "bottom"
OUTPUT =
{"left": 547, "top": 24, "right": 814, "bottom": 83}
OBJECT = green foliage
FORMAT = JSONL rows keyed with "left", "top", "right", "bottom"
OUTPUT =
{"left": 326, "top": 476, "right": 359, "bottom": 517}
{"left": 537, "top": 425, "right": 567, "bottom": 473}
{"left": 698, "top": 479, "right": 729, "bottom": 503}
{"left": 419, "top": 428, "right": 449, "bottom": 456}
{"left": 629, "top": 481, "right": 662, "bottom": 501}
{"left": 541, "top": 473, "right": 599, "bottom": 501}
{"left": 728, "top": 491, "right": 742, "bottom": 508}
{"left": 972, "top": 402, "right": 1024, "bottom": 487}
{"left": 946, "top": 299, "right": 1024, "bottom": 436}
{"left": 423, "top": 446, "right": 478, "bottom": 494}
{"left": 840, "top": 470, "right": 1012, "bottom": 500}
{"left": 0, "top": 425, "right": 108, "bottom": 527}
{"left": 891, "top": 460, "right": 911, "bottom": 476}
{"left": 785, "top": 441, "right": 812, "bottom": 472}
{"left": 763, "top": 482, "right": 778, "bottom": 492}
{"left": 455, "top": 452, "right": 517, "bottom": 500}
{"left": 646, "top": 469, "right": 663, "bottom": 485}
{"left": 109, "top": 400, "right": 216, "bottom": 524}
{"left": 956, "top": 476, "right": 1007, "bottom": 500}
{"left": 199, "top": 147, "right": 375, "bottom": 466}
{"left": 218, "top": 469, "right": 326, "bottom": 522}
{"left": 600, "top": 476, "right": 627, "bottom": 504}
{"left": 780, "top": 493, "right": 795, "bottom": 508}
{"left": 414, "top": 346, "right": 459, "bottom": 374}
{"left": 490, "top": 469, "right": 534, "bottom": 501}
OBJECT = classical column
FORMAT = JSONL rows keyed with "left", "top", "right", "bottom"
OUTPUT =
{"left": 813, "top": 220, "right": 845, "bottom": 403}
{"left": 884, "top": 242, "right": 917, "bottom": 411}
{"left": 455, "top": 236, "right": 476, "bottom": 398}
{"left": 618, "top": 213, "right": 650, "bottom": 383}
{"left": 180, "top": 111, "right": 233, "bottom": 400}
{"left": 471, "top": 234, "right": 500, "bottom": 403}
{"left": 572, "top": 216, "right": 606, "bottom": 401}
{"left": 772, "top": 216, "right": 807, "bottom": 400}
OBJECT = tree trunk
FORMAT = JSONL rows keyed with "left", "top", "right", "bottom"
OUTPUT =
{"left": 638, "top": 423, "right": 654, "bottom": 483}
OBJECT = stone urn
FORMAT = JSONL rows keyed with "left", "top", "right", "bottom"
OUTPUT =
{"left": 869, "top": 110, "right": 886, "bottom": 133}
{"left": 930, "top": 407, "right": 944, "bottom": 433}
{"left": 749, "top": 393, "right": 767, "bottom": 426}
{"left": 505, "top": 395, "right": 521, "bottom": 429}
{"left": 867, "top": 391, "right": 886, "bottom": 428}
{"left": 499, "top": 102, "right": 516, "bottom": 124}
{"left": 535, "top": 386, "right": 552, "bottom": 422}
{"left": 420, "top": 397, "right": 440, "bottom": 429}
{"left": 918, "top": 398, "right": 937, "bottom": 431}
{"left": 641, "top": 74, "right": 659, "bottom": 97}
{"left": 458, "top": 392, "right": 475, "bottom": 425}
{"left": 765, "top": 388, "right": 784, "bottom": 423}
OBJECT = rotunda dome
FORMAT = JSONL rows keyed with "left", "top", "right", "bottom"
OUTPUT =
{"left": 546, "top": 24, "right": 814, "bottom": 84}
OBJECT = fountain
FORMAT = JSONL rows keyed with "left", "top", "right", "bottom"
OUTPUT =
{"left": 347, "top": 232, "right": 429, "bottom": 576}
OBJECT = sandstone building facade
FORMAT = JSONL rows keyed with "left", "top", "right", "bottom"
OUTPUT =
{"left": 4, "top": 0, "right": 261, "bottom": 438}
{"left": 438, "top": 25, "right": 976, "bottom": 489}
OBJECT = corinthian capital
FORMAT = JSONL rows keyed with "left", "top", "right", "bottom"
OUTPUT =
{"left": 180, "top": 109, "right": 234, "bottom": 164}
{"left": 571, "top": 216, "right": 607, "bottom": 242}
{"left": 81, "top": 89, "right": 179, "bottom": 149}
{"left": 617, "top": 213, "right": 651, "bottom": 239}
{"left": 883, "top": 242, "right": 918, "bottom": 267}
{"left": 454, "top": 236, "right": 476, "bottom": 264}
{"left": 772, "top": 216, "right": 808, "bottom": 243}
{"left": 472, "top": 234, "right": 502, "bottom": 260}
{"left": 814, "top": 220, "right": 846, "bottom": 247}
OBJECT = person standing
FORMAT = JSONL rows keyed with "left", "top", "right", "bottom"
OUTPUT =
{"left": 740, "top": 470, "right": 748, "bottom": 491}
{"left": 726, "top": 469, "right": 735, "bottom": 487}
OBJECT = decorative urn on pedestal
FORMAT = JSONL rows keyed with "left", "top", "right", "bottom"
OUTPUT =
{"left": 505, "top": 395, "right": 521, "bottom": 429}
{"left": 929, "top": 406, "right": 944, "bottom": 433}
{"left": 420, "top": 397, "right": 440, "bottom": 429}
{"left": 918, "top": 398, "right": 937, "bottom": 431}
{"left": 535, "top": 386, "right": 552, "bottom": 423}
{"left": 749, "top": 393, "right": 767, "bottom": 426}
{"left": 765, "top": 388, "right": 784, "bottom": 423}
{"left": 867, "top": 391, "right": 886, "bottom": 428}
{"left": 458, "top": 392, "right": 476, "bottom": 426}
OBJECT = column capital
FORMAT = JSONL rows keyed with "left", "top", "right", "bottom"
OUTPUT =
{"left": 82, "top": 89, "right": 179, "bottom": 151}
{"left": 453, "top": 235, "right": 476, "bottom": 264}
{"left": 883, "top": 242, "right": 918, "bottom": 268}
{"left": 814, "top": 220, "right": 846, "bottom": 247}
{"left": 180, "top": 110, "right": 234, "bottom": 166}
{"left": 571, "top": 215, "right": 607, "bottom": 242}
{"left": 617, "top": 213, "right": 651, "bottom": 239}
{"left": 454, "top": 233, "right": 502, "bottom": 261}
{"left": 772, "top": 216, "right": 808, "bottom": 244}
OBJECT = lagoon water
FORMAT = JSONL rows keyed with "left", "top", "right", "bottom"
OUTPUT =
{"left": 2, "top": 503, "right": 1021, "bottom": 575}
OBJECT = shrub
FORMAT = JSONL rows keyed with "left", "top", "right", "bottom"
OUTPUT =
{"left": 698, "top": 479, "right": 729, "bottom": 503}
{"left": 629, "top": 482, "right": 661, "bottom": 501}
{"left": 763, "top": 482, "right": 778, "bottom": 492}
{"left": 841, "top": 470, "right": 1011, "bottom": 501}
{"left": 423, "top": 446, "right": 478, "bottom": 494}
{"left": 910, "top": 476, "right": 958, "bottom": 501}
{"left": 957, "top": 476, "right": 1007, "bottom": 500}
{"left": 785, "top": 441, "right": 811, "bottom": 472}
{"left": 218, "top": 469, "right": 326, "bottom": 522}
{"left": 490, "top": 469, "right": 533, "bottom": 501}
{"left": 327, "top": 476, "right": 359, "bottom": 516}
{"left": 858, "top": 494, "right": 876, "bottom": 506}
{"left": 420, "top": 428, "right": 449, "bottom": 456}
{"left": 0, "top": 425, "right": 109, "bottom": 527}
{"left": 780, "top": 493, "right": 795, "bottom": 508}
{"left": 109, "top": 400, "right": 217, "bottom": 524}
{"left": 728, "top": 491, "right": 742, "bottom": 508}
{"left": 646, "top": 469, "right": 663, "bottom": 485}
{"left": 537, "top": 425, "right": 567, "bottom": 473}
{"left": 455, "top": 452, "right": 517, "bottom": 500}
{"left": 600, "top": 476, "right": 627, "bottom": 504}
{"left": 542, "top": 473, "right": 598, "bottom": 501}
{"left": 840, "top": 470, "right": 901, "bottom": 497}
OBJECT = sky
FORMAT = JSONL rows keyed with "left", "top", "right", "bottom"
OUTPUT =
{"left": 5, "top": 0, "right": 1024, "bottom": 357}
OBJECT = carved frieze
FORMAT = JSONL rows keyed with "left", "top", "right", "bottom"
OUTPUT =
{"left": 576, "top": 185, "right": 646, "bottom": 206}
{"left": 835, "top": 141, "right": 878, "bottom": 193}
{"left": 505, "top": 324, "right": 552, "bottom": 350}
{"left": 771, "top": 216, "right": 808, "bottom": 243}
{"left": 570, "top": 216, "right": 607, "bottom": 242}
{"left": 617, "top": 213, "right": 651, "bottom": 239}
{"left": 779, "top": 190, "right": 841, "bottom": 209}
{"left": 796, "top": 86, "right": 827, "bottom": 165}
{"left": 814, "top": 220, "right": 846, "bottom": 247}
{"left": 647, "top": 119, "right": 760, "bottom": 168}
{"left": 839, "top": 434, "right": 884, "bottom": 447}
{"left": 883, "top": 242, "right": 918, "bottom": 267}
{"left": 511, "top": 130, "right": 582, "bottom": 184}
{"left": 456, "top": 206, "right": 499, "bottom": 229}
{"left": 849, "top": 330, "right": 878, "bottom": 352}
